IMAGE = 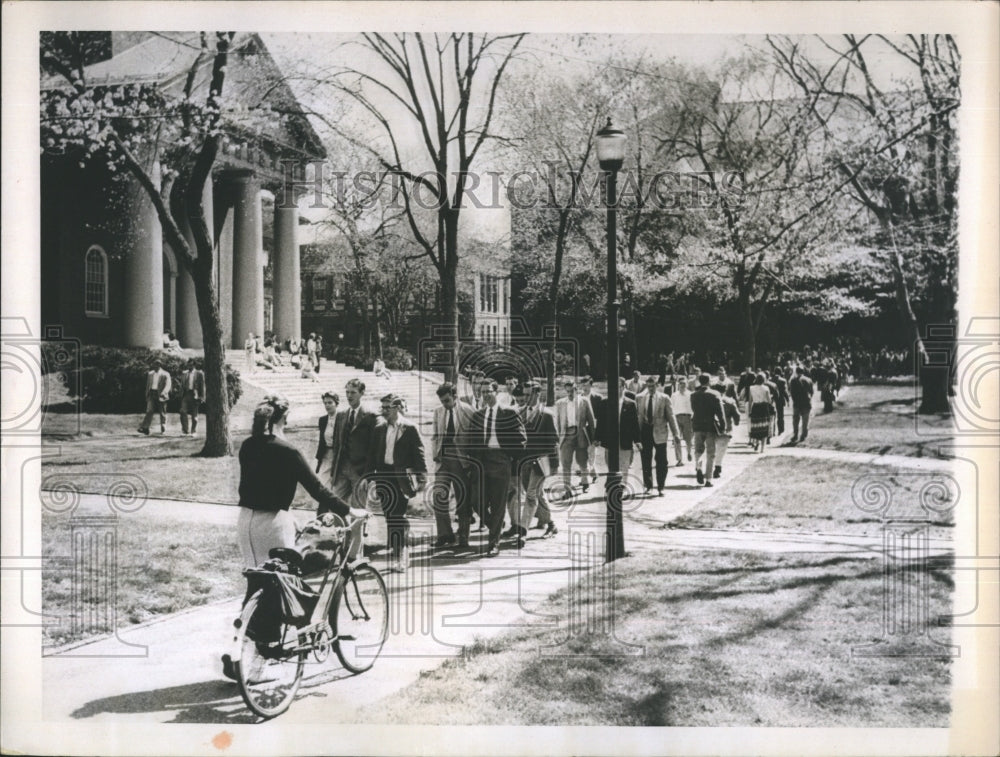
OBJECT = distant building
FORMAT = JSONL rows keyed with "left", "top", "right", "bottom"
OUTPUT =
{"left": 473, "top": 273, "right": 512, "bottom": 346}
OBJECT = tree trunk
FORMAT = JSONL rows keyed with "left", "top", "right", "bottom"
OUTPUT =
{"left": 372, "top": 290, "right": 383, "bottom": 359}
{"left": 738, "top": 292, "right": 756, "bottom": 369}
{"left": 884, "top": 222, "right": 950, "bottom": 414}
{"left": 192, "top": 268, "right": 233, "bottom": 457}
{"left": 441, "top": 209, "right": 460, "bottom": 383}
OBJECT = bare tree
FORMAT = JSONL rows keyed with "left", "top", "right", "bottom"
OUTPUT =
{"left": 319, "top": 33, "right": 525, "bottom": 381}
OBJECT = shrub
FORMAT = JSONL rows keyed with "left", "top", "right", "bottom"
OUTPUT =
{"left": 337, "top": 347, "right": 367, "bottom": 370}
{"left": 381, "top": 346, "right": 415, "bottom": 371}
{"left": 47, "top": 345, "right": 242, "bottom": 413}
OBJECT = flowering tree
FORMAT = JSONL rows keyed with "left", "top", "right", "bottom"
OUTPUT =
{"left": 41, "top": 31, "right": 301, "bottom": 455}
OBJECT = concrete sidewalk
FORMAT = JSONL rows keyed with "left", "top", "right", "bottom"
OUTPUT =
{"left": 41, "top": 428, "right": 953, "bottom": 724}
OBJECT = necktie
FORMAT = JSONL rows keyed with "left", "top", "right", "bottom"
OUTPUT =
{"left": 485, "top": 408, "right": 492, "bottom": 444}
{"left": 348, "top": 409, "right": 355, "bottom": 430}
{"left": 646, "top": 394, "right": 653, "bottom": 424}
{"left": 446, "top": 409, "right": 455, "bottom": 440}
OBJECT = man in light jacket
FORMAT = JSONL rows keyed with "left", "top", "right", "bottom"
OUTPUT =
{"left": 635, "top": 375, "right": 681, "bottom": 496}
{"left": 138, "top": 359, "right": 172, "bottom": 435}
{"left": 554, "top": 379, "right": 596, "bottom": 498}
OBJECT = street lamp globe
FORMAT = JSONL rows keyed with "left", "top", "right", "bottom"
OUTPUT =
{"left": 596, "top": 118, "right": 626, "bottom": 171}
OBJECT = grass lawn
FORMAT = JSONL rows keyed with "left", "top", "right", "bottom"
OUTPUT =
{"left": 795, "top": 383, "right": 954, "bottom": 458}
{"left": 670, "top": 456, "right": 955, "bottom": 538}
{"left": 42, "top": 510, "right": 243, "bottom": 648}
{"left": 358, "top": 548, "right": 953, "bottom": 727}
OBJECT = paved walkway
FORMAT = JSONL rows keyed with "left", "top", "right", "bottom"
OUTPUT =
{"left": 40, "top": 422, "right": 954, "bottom": 724}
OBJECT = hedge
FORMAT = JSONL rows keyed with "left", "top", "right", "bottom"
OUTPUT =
{"left": 41, "top": 343, "right": 242, "bottom": 413}
{"left": 336, "top": 346, "right": 415, "bottom": 372}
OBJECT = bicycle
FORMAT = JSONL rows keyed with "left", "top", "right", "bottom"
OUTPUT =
{"left": 229, "top": 511, "right": 388, "bottom": 719}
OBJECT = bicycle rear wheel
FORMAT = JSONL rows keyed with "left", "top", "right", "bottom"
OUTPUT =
{"left": 333, "top": 564, "right": 388, "bottom": 673}
{"left": 234, "top": 591, "right": 306, "bottom": 719}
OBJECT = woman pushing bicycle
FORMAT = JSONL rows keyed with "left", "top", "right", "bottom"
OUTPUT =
{"left": 235, "top": 394, "right": 368, "bottom": 569}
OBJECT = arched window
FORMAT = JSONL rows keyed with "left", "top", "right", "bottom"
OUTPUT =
{"left": 84, "top": 245, "right": 109, "bottom": 317}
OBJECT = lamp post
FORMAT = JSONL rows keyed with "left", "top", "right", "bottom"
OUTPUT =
{"left": 596, "top": 118, "right": 627, "bottom": 562}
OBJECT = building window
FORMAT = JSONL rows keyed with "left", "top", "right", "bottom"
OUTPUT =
{"left": 312, "top": 276, "right": 328, "bottom": 311}
{"left": 84, "top": 245, "right": 109, "bottom": 317}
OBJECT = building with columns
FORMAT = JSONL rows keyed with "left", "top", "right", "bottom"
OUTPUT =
{"left": 41, "top": 32, "right": 324, "bottom": 351}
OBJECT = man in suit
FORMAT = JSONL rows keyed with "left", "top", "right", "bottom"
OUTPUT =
{"left": 431, "top": 382, "right": 475, "bottom": 548}
{"left": 598, "top": 376, "right": 641, "bottom": 480}
{"left": 554, "top": 379, "right": 596, "bottom": 498}
{"left": 331, "top": 378, "right": 378, "bottom": 508}
{"left": 579, "top": 376, "right": 604, "bottom": 486}
{"left": 178, "top": 359, "right": 206, "bottom": 436}
{"left": 691, "top": 373, "right": 726, "bottom": 487}
{"left": 367, "top": 393, "right": 427, "bottom": 572}
{"left": 138, "top": 359, "right": 172, "bottom": 435}
{"left": 466, "top": 380, "right": 526, "bottom": 557}
{"left": 512, "top": 382, "right": 559, "bottom": 542}
{"left": 461, "top": 370, "right": 486, "bottom": 410}
{"left": 789, "top": 365, "right": 815, "bottom": 443}
{"left": 635, "top": 375, "right": 681, "bottom": 496}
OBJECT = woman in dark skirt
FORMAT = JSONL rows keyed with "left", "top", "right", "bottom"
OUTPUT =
{"left": 746, "top": 373, "right": 774, "bottom": 452}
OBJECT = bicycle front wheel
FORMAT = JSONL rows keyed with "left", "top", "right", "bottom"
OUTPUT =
{"left": 234, "top": 591, "right": 306, "bottom": 719}
{"left": 333, "top": 564, "right": 388, "bottom": 673}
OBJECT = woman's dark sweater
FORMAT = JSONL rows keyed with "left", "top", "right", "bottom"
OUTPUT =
{"left": 238, "top": 434, "right": 349, "bottom": 515}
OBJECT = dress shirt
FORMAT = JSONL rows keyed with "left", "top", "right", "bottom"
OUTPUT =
{"left": 485, "top": 406, "right": 500, "bottom": 449}
{"left": 384, "top": 422, "right": 399, "bottom": 465}
{"left": 323, "top": 415, "right": 336, "bottom": 446}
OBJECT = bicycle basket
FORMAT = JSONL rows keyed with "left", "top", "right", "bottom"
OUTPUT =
{"left": 295, "top": 512, "right": 347, "bottom": 575}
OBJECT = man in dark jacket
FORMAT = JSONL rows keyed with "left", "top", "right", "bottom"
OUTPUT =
{"left": 789, "top": 365, "right": 815, "bottom": 442}
{"left": 599, "top": 376, "right": 641, "bottom": 483}
{"left": 690, "top": 373, "right": 726, "bottom": 487}
{"left": 367, "top": 393, "right": 427, "bottom": 573}
{"left": 467, "top": 380, "right": 526, "bottom": 556}
{"left": 512, "top": 382, "right": 559, "bottom": 543}
{"left": 332, "top": 378, "right": 378, "bottom": 508}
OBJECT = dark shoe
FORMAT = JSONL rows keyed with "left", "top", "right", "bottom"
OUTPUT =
{"left": 515, "top": 537, "right": 526, "bottom": 549}
{"left": 643, "top": 487, "right": 652, "bottom": 496}
{"left": 543, "top": 522, "right": 558, "bottom": 538}
{"left": 696, "top": 470, "right": 704, "bottom": 484}
{"left": 138, "top": 428, "right": 149, "bottom": 435}
{"left": 713, "top": 466, "right": 722, "bottom": 478}
{"left": 486, "top": 542, "right": 500, "bottom": 557}
{"left": 457, "top": 539, "right": 470, "bottom": 549}
{"left": 160, "top": 425, "right": 166, "bottom": 434}
{"left": 581, "top": 484, "right": 589, "bottom": 493}
{"left": 500, "top": 526, "right": 519, "bottom": 539}
{"left": 704, "top": 480, "right": 713, "bottom": 487}
{"left": 221, "top": 654, "right": 237, "bottom": 681}
{"left": 518, "top": 526, "right": 528, "bottom": 537}
{"left": 657, "top": 488, "right": 664, "bottom": 496}
{"left": 675, "top": 460, "right": 684, "bottom": 467}
{"left": 530, "top": 521, "right": 545, "bottom": 530}
{"left": 433, "top": 536, "right": 456, "bottom": 548}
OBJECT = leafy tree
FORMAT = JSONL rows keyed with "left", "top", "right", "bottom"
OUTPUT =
{"left": 768, "top": 34, "right": 960, "bottom": 412}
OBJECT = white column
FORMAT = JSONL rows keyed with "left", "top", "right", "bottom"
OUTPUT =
{"left": 230, "top": 171, "right": 264, "bottom": 347}
{"left": 123, "top": 163, "right": 163, "bottom": 348}
{"left": 272, "top": 202, "right": 301, "bottom": 341}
